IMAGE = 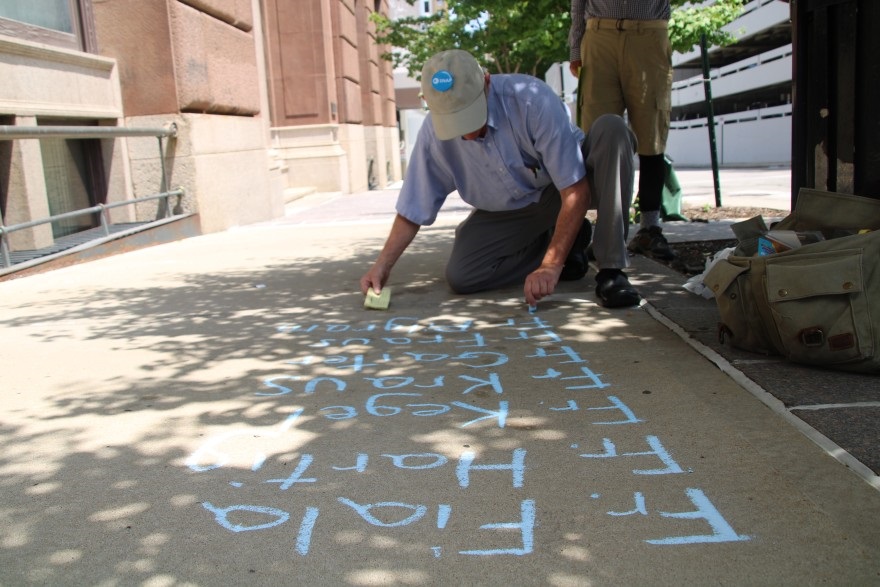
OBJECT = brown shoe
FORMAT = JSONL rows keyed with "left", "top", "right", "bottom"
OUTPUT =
{"left": 627, "top": 226, "right": 675, "bottom": 261}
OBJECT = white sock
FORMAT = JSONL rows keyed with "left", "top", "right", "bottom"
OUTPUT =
{"left": 641, "top": 210, "right": 661, "bottom": 229}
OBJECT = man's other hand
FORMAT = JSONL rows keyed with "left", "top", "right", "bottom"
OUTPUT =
{"left": 524, "top": 264, "right": 563, "bottom": 306}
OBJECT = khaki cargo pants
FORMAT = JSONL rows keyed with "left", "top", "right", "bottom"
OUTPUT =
{"left": 578, "top": 18, "right": 672, "bottom": 156}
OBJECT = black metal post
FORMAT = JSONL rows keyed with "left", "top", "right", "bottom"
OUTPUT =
{"left": 700, "top": 34, "right": 722, "bottom": 208}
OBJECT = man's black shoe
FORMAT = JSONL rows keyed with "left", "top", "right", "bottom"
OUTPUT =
{"left": 595, "top": 268, "right": 641, "bottom": 308}
{"left": 560, "top": 219, "right": 592, "bottom": 281}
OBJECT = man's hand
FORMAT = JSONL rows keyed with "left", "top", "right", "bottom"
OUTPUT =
{"left": 359, "top": 214, "right": 421, "bottom": 296}
{"left": 569, "top": 60, "right": 582, "bottom": 78}
{"left": 524, "top": 263, "right": 563, "bottom": 306}
{"left": 360, "top": 262, "right": 391, "bottom": 296}
{"left": 525, "top": 178, "right": 590, "bottom": 308}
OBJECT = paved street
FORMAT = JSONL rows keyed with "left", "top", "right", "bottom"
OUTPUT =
{"left": 1, "top": 168, "right": 878, "bottom": 585}
{"left": 674, "top": 166, "right": 793, "bottom": 210}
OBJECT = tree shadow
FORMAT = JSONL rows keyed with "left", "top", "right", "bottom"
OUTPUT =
{"left": 0, "top": 218, "right": 782, "bottom": 584}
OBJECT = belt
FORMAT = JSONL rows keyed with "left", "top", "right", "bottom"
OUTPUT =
{"left": 586, "top": 18, "right": 668, "bottom": 31}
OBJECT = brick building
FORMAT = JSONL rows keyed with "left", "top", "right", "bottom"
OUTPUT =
{"left": 0, "top": 0, "right": 400, "bottom": 264}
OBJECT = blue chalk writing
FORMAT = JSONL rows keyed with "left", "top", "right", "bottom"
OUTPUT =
{"left": 646, "top": 488, "right": 751, "bottom": 545}
{"left": 257, "top": 375, "right": 347, "bottom": 396}
{"left": 588, "top": 396, "right": 643, "bottom": 425}
{"left": 319, "top": 405, "right": 359, "bottom": 420}
{"left": 550, "top": 400, "right": 579, "bottom": 411}
{"left": 579, "top": 435, "right": 684, "bottom": 475}
{"left": 507, "top": 329, "right": 562, "bottom": 343}
{"left": 578, "top": 438, "right": 617, "bottom": 458}
{"left": 462, "top": 351, "right": 508, "bottom": 368}
{"left": 265, "top": 454, "right": 317, "bottom": 490}
{"left": 531, "top": 366, "right": 609, "bottom": 390}
{"left": 362, "top": 375, "right": 446, "bottom": 389}
{"left": 191, "top": 313, "right": 753, "bottom": 558}
{"left": 415, "top": 376, "right": 446, "bottom": 388}
{"left": 315, "top": 396, "right": 507, "bottom": 427}
{"left": 186, "top": 409, "right": 304, "bottom": 472}
{"left": 459, "top": 372, "right": 503, "bottom": 394}
{"left": 277, "top": 317, "right": 475, "bottom": 335}
{"left": 459, "top": 499, "right": 536, "bottom": 556}
{"left": 311, "top": 337, "right": 371, "bottom": 347}
{"left": 203, "top": 502, "right": 289, "bottom": 533}
{"left": 322, "top": 354, "right": 375, "bottom": 372}
{"left": 399, "top": 352, "right": 449, "bottom": 362}
{"left": 308, "top": 332, "right": 487, "bottom": 349}
{"left": 437, "top": 504, "right": 452, "bottom": 529}
{"left": 295, "top": 507, "right": 320, "bottom": 556}
{"left": 338, "top": 498, "right": 428, "bottom": 527}
{"left": 500, "top": 315, "right": 553, "bottom": 330}
{"left": 608, "top": 492, "right": 648, "bottom": 516}
{"left": 407, "top": 403, "right": 453, "bottom": 416}
{"left": 457, "top": 333, "right": 487, "bottom": 347}
{"left": 366, "top": 392, "right": 422, "bottom": 415}
{"left": 382, "top": 453, "right": 449, "bottom": 470}
{"left": 548, "top": 397, "right": 641, "bottom": 424}
{"left": 453, "top": 400, "right": 508, "bottom": 428}
{"left": 332, "top": 453, "right": 369, "bottom": 472}
{"left": 528, "top": 345, "right": 586, "bottom": 363}
{"left": 258, "top": 375, "right": 299, "bottom": 396}
{"left": 627, "top": 436, "right": 685, "bottom": 475}
{"left": 456, "top": 449, "right": 526, "bottom": 488}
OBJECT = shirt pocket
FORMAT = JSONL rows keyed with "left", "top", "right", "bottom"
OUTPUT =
{"left": 516, "top": 156, "right": 550, "bottom": 190}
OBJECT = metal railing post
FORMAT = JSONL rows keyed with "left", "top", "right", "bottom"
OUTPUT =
{"left": 157, "top": 135, "right": 170, "bottom": 218}
{"left": 98, "top": 204, "right": 110, "bottom": 237}
{"left": 0, "top": 225, "right": 10, "bottom": 268}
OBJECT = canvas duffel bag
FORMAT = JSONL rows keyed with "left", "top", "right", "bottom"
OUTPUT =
{"left": 703, "top": 189, "right": 880, "bottom": 373}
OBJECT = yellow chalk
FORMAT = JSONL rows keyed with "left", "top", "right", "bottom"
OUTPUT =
{"left": 364, "top": 286, "right": 391, "bottom": 310}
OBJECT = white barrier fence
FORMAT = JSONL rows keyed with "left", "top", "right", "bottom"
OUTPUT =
{"left": 666, "top": 104, "right": 791, "bottom": 167}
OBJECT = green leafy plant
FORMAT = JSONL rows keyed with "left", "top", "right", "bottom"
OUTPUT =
{"left": 372, "top": 0, "right": 744, "bottom": 79}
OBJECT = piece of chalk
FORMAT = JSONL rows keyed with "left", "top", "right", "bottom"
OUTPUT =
{"left": 528, "top": 304, "right": 537, "bottom": 314}
{"left": 364, "top": 287, "right": 391, "bottom": 310}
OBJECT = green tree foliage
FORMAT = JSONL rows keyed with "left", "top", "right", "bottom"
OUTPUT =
{"left": 669, "top": 0, "right": 745, "bottom": 54}
{"left": 373, "top": 0, "right": 744, "bottom": 79}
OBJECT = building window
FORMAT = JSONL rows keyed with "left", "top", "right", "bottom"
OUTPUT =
{"left": 423, "top": 1, "right": 430, "bottom": 15}
{"left": 38, "top": 120, "right": 106, "bottom": 238}
{"left": 0, "top": 0, "right": 96, "bottom": 52}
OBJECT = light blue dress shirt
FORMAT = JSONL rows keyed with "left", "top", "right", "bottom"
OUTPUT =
{"left": 397, "top": 73, "right": 587, "bottom": 226}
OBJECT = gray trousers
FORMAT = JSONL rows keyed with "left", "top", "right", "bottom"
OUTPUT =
{"left": 446, "top": 114, "right": 636, "bottom": 294}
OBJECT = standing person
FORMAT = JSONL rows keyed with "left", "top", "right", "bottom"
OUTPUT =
{"left": 360, "top": 49, "right": 642, "bottom": 309}
{"left": 569, "top": 0, "right": 675, "bottom": 261}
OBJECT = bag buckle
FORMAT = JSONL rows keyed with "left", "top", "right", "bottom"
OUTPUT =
{"left": 718, "top": 323, "right": 733, "bottom": 345}
{"left": 799, "top": 327, "right": 825, "bottom": 347}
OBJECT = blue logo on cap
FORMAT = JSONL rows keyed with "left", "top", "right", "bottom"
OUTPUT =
{"left": 431, "top": 70, "right": 454, "bottom": 92}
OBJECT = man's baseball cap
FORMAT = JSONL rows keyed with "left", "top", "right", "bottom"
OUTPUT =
{"left": 420, "top": 50, "right": 487, "bottom": 140}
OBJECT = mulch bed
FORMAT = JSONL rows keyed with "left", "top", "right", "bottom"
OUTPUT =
{"left": 657, "top": 205, "right": 785, "bottom": 276}
{"left": 666, "top": 238, "right": 738, "bottom": 275}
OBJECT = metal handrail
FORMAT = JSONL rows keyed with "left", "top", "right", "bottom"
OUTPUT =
{"left": 0, "top": 123, "right": 178, "bottom": 140}
{"left": 0, "top": 188, "right": 185, "bottom": 268}
{"left": 0, "top": 122, "right": 183, "bottom": 268}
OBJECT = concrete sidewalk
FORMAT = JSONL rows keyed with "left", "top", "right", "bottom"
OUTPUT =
{"left": 1, "top": 168, "right": 879, "bottom": 585}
